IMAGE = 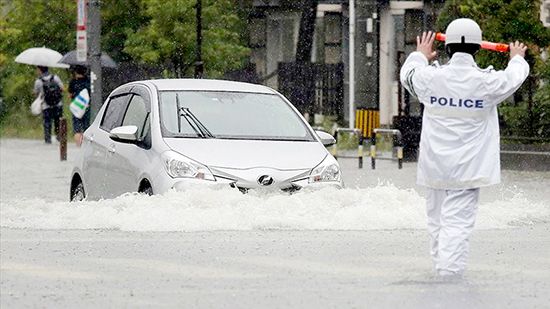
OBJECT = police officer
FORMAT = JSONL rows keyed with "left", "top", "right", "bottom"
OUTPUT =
{"left": 400, "top": 18, "right": 529, "bottom": 278}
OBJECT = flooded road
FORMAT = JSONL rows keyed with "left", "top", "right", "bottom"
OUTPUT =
{"left": 1, "top": 139, "right": 549, "bottom": 308}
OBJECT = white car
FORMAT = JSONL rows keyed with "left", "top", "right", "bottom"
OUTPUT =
{"left": 70, "top": 79, "right": 342, "bottom": 201}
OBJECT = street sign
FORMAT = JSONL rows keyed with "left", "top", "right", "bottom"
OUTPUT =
{"left": 77, "top": 0, "right": 87, "bottom": 62}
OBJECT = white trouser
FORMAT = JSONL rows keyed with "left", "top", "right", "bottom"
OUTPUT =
{"left": 426, "top": 188, "right": 480, "bottom": 275}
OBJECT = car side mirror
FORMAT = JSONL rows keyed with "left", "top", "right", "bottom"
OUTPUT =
{"left": 110, "top": 125, "right": 139, "bottom": 143}
{"left": 316, "top": 130, "right": 336, "bottom": 147}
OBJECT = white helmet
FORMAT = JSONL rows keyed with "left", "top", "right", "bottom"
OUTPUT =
{"left": 445, "top": 18, "right": 482, "bottom": 45}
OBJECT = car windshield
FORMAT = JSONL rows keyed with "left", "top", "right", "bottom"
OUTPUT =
{"left": 159, "top": 91, "right": 314, "bottom": 141}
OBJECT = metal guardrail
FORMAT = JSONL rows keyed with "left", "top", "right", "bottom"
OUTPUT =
{"left": 370, "top": 128, "right": 403, "bottom": 169}
{"left": 318, "top": 127, "right": 404, "bottom": 170}
{"left": 331, "top": 128, "right": 364, "bottom": 168}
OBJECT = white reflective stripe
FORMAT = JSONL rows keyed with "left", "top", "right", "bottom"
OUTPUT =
{"left": 406, "top": 68, "right": 418, "bottom": 98}
{"left": 424, "top": 106, "right": 490, "bottom": 119}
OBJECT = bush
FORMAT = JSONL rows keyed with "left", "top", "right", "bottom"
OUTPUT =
{"left": 499, "top": 84, "right": 550, "bottom": 139}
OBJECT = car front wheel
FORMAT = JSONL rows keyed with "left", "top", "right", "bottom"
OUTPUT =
{"left": 138, "top": 180, "right": 153, "bottom": 196}
{"left": 71, "top": 182, "right": 86, "bottom": 202}
{"left": 141, "top": 186, "right": 153, "bottom": 196}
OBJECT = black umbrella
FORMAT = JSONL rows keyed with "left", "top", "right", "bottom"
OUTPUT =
{"left": 59, "top": 50, "right": 117, "bottom": 68}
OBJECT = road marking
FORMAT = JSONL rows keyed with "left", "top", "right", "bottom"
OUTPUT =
{"left": 89, "top": 257, "right": 265, "bottom": 279}
{"left": 1, "top": 262, "right": 107, "bottom": 280}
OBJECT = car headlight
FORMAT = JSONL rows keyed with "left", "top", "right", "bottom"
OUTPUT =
{"left": 309, "top": 155, "right": 341, "bottom": 183}
{"left": 161, "top": 151, "right": 215, "bottom": 181}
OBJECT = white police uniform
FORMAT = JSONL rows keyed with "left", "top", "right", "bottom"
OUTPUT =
{"left": 400, "top": 51, "right": 529, "bottom": 275}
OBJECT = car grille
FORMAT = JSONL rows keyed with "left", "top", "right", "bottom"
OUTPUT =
{"left": 229, "top": 183, "right": 302, "bottom": 194}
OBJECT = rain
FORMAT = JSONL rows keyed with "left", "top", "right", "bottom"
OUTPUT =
{"left": 1, "top": 1, "right": 550, "bottom": 308}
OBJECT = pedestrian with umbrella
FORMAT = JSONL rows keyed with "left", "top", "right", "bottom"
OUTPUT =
{"left": 15, "top": 47, "right": 68, "bottom": 144}
{"left": 58, "top": 51, "right": 117, "bottom": 147}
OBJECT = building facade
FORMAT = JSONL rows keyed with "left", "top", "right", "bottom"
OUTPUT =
{"left": 249, "top": 0, "right": 445, "bottom": 127}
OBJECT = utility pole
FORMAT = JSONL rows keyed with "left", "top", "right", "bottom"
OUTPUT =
{"left": 194, "top": 0, "right": 204, "bottom": 78}
{"left": 349, "top": 0, "right": 355, "bottom": 128}
{"left": 88, "top": 0, "right": 102, "bottom": 118}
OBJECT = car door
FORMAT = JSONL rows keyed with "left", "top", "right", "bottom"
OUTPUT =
{"left": 104, "top": 85, "right": 152, "bottom": 196}
{"left": 81, "top": 122, "right": 105, "bottom": 200}
{"left": 87, "top": 91, "right": 132, "bottom": 199}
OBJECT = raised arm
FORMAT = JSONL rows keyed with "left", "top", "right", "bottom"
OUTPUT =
{"left": 400, "top": 31, "right": 437, "bottom": 102}
{"left": 484, "top": 41, "right": 530, "bottom": 104}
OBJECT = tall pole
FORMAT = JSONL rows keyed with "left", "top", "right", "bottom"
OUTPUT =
{"left": 194, "top": 0, "right": 204, "bottom": 78}
{"left": 88, "top": 0, "right": 102, "bottom": 118}
{"left": 349, "top": 0, "right": 355, "bottom": 129}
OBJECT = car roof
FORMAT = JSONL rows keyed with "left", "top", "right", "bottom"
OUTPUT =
{"left": 132, "top": 79, "right": 276, "bottom": 94}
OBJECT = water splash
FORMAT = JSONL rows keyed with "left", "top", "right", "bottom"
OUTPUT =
{"left": 1, "top": 184, "right": 548, "bottom": 231}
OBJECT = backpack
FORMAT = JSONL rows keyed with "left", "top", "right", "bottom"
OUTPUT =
{"left": 41, "top": 75, "right": 62, "bottom": 106}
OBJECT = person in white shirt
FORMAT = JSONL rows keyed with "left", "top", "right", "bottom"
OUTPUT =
{"left": 399, "top": 18, "right": 529, "bottom": 278}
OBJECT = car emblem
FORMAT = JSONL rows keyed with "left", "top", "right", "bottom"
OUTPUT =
{"left": 257, "top": 175, "right": 274, "bottom": 186}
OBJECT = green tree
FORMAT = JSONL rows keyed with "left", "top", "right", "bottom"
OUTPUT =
{"left": 0, "top": 0, "right": 149, "bottom": 136}
{"left": 436, "top": 0, "right": 550, "bottom": 139}
{"left": 0, "top": 0, "right": 251, "bottom": 137}
{"left": 124, "top": 0, "right": 250, "bottom": 78}
{"left": 101, "top": 0, "right": 149, "bottom": 62}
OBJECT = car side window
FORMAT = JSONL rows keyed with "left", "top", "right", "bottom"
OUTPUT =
{"left": 100, "top": 95, "right": 129, "bottom": 132}
{"left": 122, "top": 94, "right": 149, "bottom": 139}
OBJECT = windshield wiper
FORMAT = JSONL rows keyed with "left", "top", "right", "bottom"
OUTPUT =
{"left": 182, "top": 107, "right": 215, "bottom": 138}
{"left": 175, "top": 93, "right": 214, "bottom": 138}
{"left": 176, "top": 98, "right": 215, "bottom": 138}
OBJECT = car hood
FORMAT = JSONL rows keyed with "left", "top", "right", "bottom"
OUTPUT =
{"left": 163, "top": 138, "right": 327, "bottom": 170}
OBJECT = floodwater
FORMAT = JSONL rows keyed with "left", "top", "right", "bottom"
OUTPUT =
{"left": 1, "top": 139, "right": 548, "bottom": 232}
{"left": 1, "top": 138, "right": 549, "bottom": 308}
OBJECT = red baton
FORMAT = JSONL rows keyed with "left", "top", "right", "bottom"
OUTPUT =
{"left": 435, "top": 32, "right": 509, "bottom": 53}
